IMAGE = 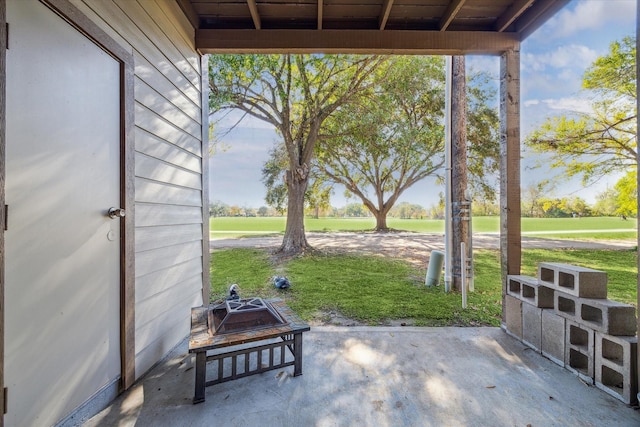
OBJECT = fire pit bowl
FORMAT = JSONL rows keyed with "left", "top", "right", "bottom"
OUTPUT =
{"left": 208, "top": 297, "right": 288, "bottom": 335}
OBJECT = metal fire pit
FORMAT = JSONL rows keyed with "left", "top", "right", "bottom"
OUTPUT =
{"left": 208, "top": 297, "right": 287, "bottom": 335}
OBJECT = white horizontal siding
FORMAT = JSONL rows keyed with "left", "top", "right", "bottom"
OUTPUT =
{"left": 135, "top": 204, "right": 203, "bottom": 227}
{"left": 136, "top": 223, "right": 203, "bottom": 252}
{"left": 134, "top": 55, "right": 201, "bottom": 123}
{"left": 134, "top": 310, "right": 193, "bottom": 379}
{"left": 76, "top": 0, "right": 206, "bottom": 381}
{"left": 135, "top": 152, "right": 202, "bottom": 190}
{"left": 136, "top": 258, "right": 203, "bottom": 303}
{"left": 135, "top": 127, "right": 202, "bottom": 173}
{"left": 136, "top": 240, "right": 203, "bottom": 278}
{"left": 135, "top": 103, "right": 202, "bottom": 156}
{"left": 135, "top": 289, "right": 200, "bottom": 352}
{"left": 135, "top": 77, "right": 201, "bottom": 138}
{"left": 136, "top": 274, "right": 202, "bottom": 329}
{"left": 136, "top": 177, "right": 202, "bottom": 206}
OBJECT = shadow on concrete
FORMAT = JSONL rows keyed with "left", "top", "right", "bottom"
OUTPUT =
{"left": 85, "top": 327, "right": 639, "bottom": 426}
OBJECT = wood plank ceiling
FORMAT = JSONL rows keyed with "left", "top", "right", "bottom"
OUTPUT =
{"left": 178, "top": 0, "right": 571, "bottom": 54}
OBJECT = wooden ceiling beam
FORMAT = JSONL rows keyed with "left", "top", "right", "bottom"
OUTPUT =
{"left": 175, "top": 0, "right": 199, "bottom": 30}
{"left": 196, "top": 29, "right": 519, "bottom": 54}
{"left": 318, "top": 0, "right": 323, "bottom": 30}
{"left": 439, "top": 0, "right": 466, "bottom": 31}
{"left": 247, "top": 0, "right": 262, "bottom": 30}
{"left": 495, "top": 0, "right": 535, "bottom": 32}
{"left": 378, "top": 0, "right": 394, "bottom": 30}
{"left": 514, "top": 0, "right": 571, "bottom": 39}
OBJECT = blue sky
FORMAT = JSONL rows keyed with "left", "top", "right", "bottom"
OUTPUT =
{"left": 209, "top": 0, "right": 637, "bottom": 209}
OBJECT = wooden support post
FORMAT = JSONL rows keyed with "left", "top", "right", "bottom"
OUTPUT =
{"left": 451, "top": 55, "right": 468, "bottom": 293}
{"left": 499, "top": 48, "right": 521, "bottom": 323}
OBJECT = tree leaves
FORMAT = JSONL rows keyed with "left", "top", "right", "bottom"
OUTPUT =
{"left": 316, "top": 56, "right": 499, "bottom": 229}
{"left": 526, "top": 35, "right": 637, "bottom": 185}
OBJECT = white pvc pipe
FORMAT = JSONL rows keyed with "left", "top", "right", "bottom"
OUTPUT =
{"left": 444, "top": 56, "right": 453, "bottom": 293}
{"left": 461, "top": 242, "right": 467, "bottom": 309}
{"left": 467, "top": 191, "right": 474, "bottom": 292}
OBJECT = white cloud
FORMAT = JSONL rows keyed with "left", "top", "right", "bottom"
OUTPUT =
{"left": 539, "top": 0, "right": 635, "bottom": 39}
{"left": 522, "top": 44, "right": 598, "bottom": 73}
{"left": 541, "top": 97, "right": 593, "bottom": 114}
{"left": 524, "top": 99, "right": 540, "bottom": 107}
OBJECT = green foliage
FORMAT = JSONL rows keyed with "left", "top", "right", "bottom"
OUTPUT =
{"left": 261, "top": 144, "right": 289, "bottom": 213}
{"left": 583, "top": 36, "right": 636, "bottom": 98}
{"left": 209, "top": 54, "right": 386, "bottom": 252}
{"left": 526, "top": 36, "right": 637, "bottom": 184}
{"left": 316, "top": 56, "right": 499, "bottom": 229}
{"left": 316, "top": 56, "right": 446, "bottom": 228}
{"left": 465, "top": 71, "right": 501, "bottom": 200}
{"left": 342, "top": 202, "right": 368, "bottom": 217}
{"left": 593, "top": 187, "right": 619, "bottom": 216}
{"left": 614, "top": 170, "right": 637, "bottom": 216}
{"left": 389, "top": 202, "right": 428, "bottom": 219}
{"left": 262, "top": 141, "right": 333, "bottom": 215}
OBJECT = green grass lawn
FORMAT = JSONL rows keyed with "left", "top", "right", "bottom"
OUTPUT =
{"left": 211, "top": 216, "right": 637, "bottom": 239}
{"left": 210, "top": 247, "right": 637, "bottom": 327}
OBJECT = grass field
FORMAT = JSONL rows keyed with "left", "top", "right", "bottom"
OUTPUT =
{"left": 210, "top": 247, "right": 638, "bottom": 327}
{"left": 211, "top": 216, "right": 637, "bottom": 239}
{"left": 210, "top": 215, "right": 637, "bottom": 326}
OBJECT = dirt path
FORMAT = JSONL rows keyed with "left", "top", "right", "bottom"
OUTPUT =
{"left": 211, "top": 232, "right": 635, "bottom": 268}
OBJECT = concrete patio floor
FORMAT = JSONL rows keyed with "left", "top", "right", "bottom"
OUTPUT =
{"left": 84, "top": 326, "right": 639, "bottom": 427}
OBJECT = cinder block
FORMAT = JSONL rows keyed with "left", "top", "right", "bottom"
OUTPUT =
{"left": 538, "top": 262, "right": 607, "bottom": 299}
{"left": 565, "top": 320, "right": 595, "bottom": 383}
{"left": 505, "top": 295, "right": 523, "bottom": 339}
{"left": 554, "top": 292, "right": 578, "bottom": 321}
{"left": 542, "top": 309, "right": 565, "bottom": 366}
{"left": 595, "top": 333, "right": 638, "bottom": 404}
{"left": 507, "top": 275, "right": 554, "bottom": 308}
{"left": 580, "top": 298, "right": 637, "bottom": 336}
{"left": 506, "top": 275, "right": 524, "bottom": 297}
{"left": 522, "top": 303, "right": 542, "bottom": 352}
{"left": 554, "top": 292, "right": 637, "bottom": 336}
{"left": 522, "top": 281, "right": 554, "bottom": 309}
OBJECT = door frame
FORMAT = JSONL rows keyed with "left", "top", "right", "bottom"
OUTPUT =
{"left": 0, "top": 4, "right": 136, "bottom": 422}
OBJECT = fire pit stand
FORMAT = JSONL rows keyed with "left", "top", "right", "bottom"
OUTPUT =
{"left": 188, "top": 298, "right": 310, "bottom": 404}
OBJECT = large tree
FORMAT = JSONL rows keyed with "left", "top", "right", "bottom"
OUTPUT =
{"left": 526, "top": 36, "right": 637, "bottom": 183}
{"left": 315, "top": 56, "right": 499, "bottom": 231}
{"left": 315, "top": 56, "right": 446, "bottom": 230}
{"left": 209, "top": 55, "right": 384, "bottom": 254}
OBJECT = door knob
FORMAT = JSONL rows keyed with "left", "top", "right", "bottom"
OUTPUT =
{"left": 108, "top": 207, "right": 126, "bottom": 219}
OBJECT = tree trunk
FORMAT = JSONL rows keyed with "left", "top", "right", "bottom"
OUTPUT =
{"left": 451, "top": 56, "right": 469, "bottom": 293}
{"left": 279, "top": 168, "right": 310, "bottom": 254}
{"left": 374, "top": 212, "right": 388, "bottom": 231}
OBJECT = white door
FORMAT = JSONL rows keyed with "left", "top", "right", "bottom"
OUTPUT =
{"left": 5, "top": 1, "right": 122, "bottom": 426}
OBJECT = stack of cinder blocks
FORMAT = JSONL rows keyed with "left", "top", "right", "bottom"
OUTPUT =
{"left": 504, "top": 262, "right": 638, "bottom": 404}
